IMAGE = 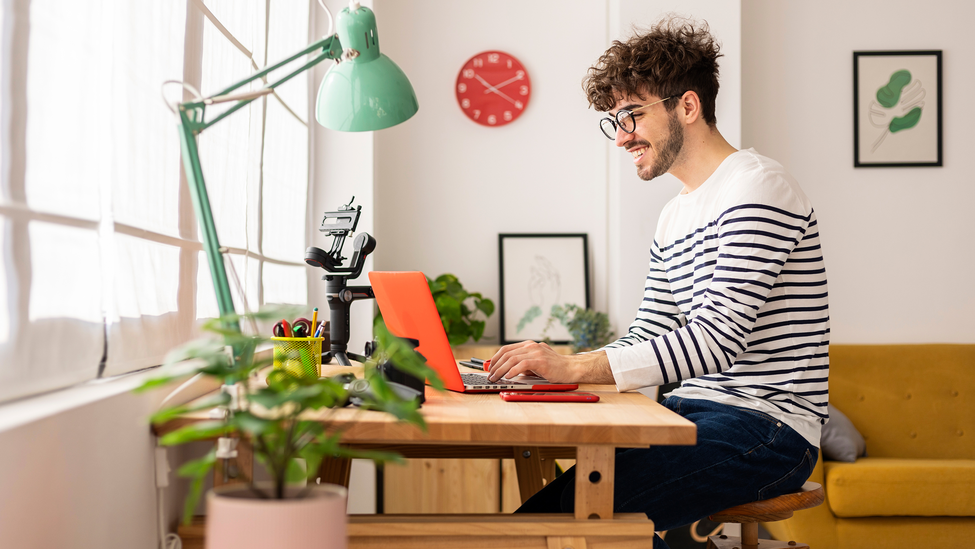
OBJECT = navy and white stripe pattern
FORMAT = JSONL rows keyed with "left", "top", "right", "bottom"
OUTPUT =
{"left": 604, "top": 150, "right": 829, "bottom": 445}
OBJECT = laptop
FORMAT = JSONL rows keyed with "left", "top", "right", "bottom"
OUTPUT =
{"left": 369, "top": 271, "right": 579, "bottom": 393}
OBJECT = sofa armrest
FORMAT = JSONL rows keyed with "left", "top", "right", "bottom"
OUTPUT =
{"left": 763, "top": 449, "right": 839, "bottom": 548}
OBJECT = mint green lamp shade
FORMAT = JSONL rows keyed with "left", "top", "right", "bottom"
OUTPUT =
{"left": 316, "top": 4, "right": 418, "bottom": 132}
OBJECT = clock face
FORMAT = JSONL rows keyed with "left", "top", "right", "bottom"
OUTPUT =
{"left": 455, "top": 51, "right": 531, "bottom": 127}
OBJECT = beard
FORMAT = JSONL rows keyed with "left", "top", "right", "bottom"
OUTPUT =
{"left": 637, "top": 111, "right": 684, "bottom": 181}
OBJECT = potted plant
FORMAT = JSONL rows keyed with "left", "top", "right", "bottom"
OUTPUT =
{"left": 426, "top": 273, "right": 495, "bottom": 345}
{"left": 523, "top": 303, "right": 615, "bottom": 353}
{"left": 138, "top": 306, "right": 440, "bottom": 549}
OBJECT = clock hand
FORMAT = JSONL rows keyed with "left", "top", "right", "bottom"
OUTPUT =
{"left": 483, "top": 73, "right": 523, "bottom": 93}
{"left": 474, "top": 73, "right": 519, "bottom": 106}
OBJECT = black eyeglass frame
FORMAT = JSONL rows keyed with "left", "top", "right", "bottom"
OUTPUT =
{"left": 599, "top": 96, "right": 675, "bottom": 140}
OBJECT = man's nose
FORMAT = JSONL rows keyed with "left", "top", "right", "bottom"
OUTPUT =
{"left": 614, "top": 126, "right": 632, "bottom": 148}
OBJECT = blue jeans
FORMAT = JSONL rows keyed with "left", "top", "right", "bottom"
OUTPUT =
{"left": 515, "top": 397, "right": 818, "bottom": 549}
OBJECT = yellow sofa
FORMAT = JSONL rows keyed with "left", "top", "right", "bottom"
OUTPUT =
{"left": 764, "top": 344, "right": 975, "bottom": 549}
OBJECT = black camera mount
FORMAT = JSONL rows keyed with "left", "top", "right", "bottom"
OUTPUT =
{"left": 304, "top": 197, "right": 376, "bottom": 366}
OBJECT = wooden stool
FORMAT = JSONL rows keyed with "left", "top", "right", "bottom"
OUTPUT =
{"left": 706, "top": 481, "right": 824, "bottom": 549}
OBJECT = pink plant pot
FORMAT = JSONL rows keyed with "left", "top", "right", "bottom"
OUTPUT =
{"left": 205, "top": 483, "right": 348, "bottom": 549}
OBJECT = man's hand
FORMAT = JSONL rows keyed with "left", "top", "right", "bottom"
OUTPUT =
{"left": 487, "top": 341, "right": 616, "bottom": 385}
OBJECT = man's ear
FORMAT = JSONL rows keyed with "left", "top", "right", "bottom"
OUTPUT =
{"left": 677, "top": 91, "right": 702, "bottom": 125}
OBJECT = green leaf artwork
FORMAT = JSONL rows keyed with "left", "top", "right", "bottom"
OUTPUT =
{"left": 868, "top": 69, "right": 925, "bottom": 153}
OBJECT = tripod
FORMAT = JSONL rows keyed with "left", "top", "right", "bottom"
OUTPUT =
{"left": 304, "top": 198, "right": 376, "bottom": 366}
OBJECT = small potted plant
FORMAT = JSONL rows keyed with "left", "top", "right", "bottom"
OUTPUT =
{"left": 522, "top": 303, "right": 615, "bottom": 353}
{"left": 139, "top": 306, "right": 440, "bottom": 549}
{"left": 426, "top": 273, "right": 495, "bottom": 345}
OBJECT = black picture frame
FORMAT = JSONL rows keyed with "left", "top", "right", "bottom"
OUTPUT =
{"left": 853, "top": 50, "right": 942, "bottom": 167}
{"left": 498, "top": 233, "right": 590, "bottom": 345}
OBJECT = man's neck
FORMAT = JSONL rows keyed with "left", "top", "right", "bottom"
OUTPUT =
{"left": 670, "top": 126, "right": 738, "bottom": 194}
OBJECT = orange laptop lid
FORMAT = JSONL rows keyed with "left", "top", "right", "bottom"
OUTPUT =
{"left": 368, "top": 271, "right": 465, "bottom": 392}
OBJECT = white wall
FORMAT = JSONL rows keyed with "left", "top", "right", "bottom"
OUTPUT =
{"left": 741, "top": 0, "right": 975, "bottom": 343}
{"left": 372, "top": 0, "right": 611, "bottom": 343}
{"left": 0, "top": 375, "right": 190, "bottom": 549}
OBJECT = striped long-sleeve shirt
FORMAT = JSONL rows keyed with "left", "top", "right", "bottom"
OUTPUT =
{"left": 604, "top": 149, "right": 829, "bottom": 446}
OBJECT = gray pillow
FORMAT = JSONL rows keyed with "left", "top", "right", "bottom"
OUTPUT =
{"left": 820, "top": 404, "right": 867, "bottom": 462}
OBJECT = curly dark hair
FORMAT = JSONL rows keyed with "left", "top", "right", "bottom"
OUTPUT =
{"left": 583, "top": 17, "right": 722, "bottom": 126}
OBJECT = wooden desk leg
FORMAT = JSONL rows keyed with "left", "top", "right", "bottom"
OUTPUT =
{"left": 574, "top": 445, "right": 615, "bottom": 520}
{"left": 213, "top": 437, "right": 253, "bottom": 488}
{"left": 318, "top": 456, "right": 352, "bottom": 487}
{"left": 513, "top": 446, "right": 545, "bottom": 504}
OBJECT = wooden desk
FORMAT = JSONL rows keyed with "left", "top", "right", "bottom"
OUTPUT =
{"left": 157, "top": 364, "right": 696, "bottom": 548}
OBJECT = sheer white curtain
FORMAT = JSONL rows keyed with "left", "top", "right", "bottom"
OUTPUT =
{"left": 101, "top": 0, "right": 190, "bottom": 376}
{"left": 262, "top": 1, "right": 310, "bottom": 307}
{"left": 0, "top": 0, "right": 313, "bottom": 402}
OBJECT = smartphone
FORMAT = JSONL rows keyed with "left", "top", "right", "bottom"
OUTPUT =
{"left": 499, "top": 392, "right": 600, "bottom": 403}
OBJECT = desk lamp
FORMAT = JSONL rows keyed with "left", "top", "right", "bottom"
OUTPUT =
{"left": 172, "top": 1, "right": 417, "bottom": 360}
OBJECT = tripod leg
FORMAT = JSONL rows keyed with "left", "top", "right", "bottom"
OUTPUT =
{"left": 346, "top": 352, "right": 368, "bottom": 363}
{"left": 333, "top": 351, "right": 352, "bottom": 366}
{"left": 322, "top": 351, "right": 333, "bottom": 364}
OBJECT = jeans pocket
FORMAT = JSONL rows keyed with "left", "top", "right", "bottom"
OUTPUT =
{"left": 758, "top": 448, "right": 813, "bottom": 501}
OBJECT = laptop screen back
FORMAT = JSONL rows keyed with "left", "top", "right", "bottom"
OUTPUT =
{"left": 368, "top": 271, "right": 465, "bottom": 392}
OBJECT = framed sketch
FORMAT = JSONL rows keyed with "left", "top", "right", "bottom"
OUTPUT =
{"left": 853, "top": 50, "right": 942, "bottom": 167}
{"left": 498, "top": 233, "right": 590, "bottom": 345}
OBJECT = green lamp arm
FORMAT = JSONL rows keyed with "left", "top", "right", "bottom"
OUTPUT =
{"left": 175, "top": 34, "right": 344, "bottom": 335}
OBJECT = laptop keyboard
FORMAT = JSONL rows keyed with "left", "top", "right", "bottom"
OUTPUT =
{"left": 460, "top": 373, "right": 527, "bottom": 386}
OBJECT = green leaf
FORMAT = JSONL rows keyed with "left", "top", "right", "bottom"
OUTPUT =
{"left": 476, "top": 298, "right": 495, "bottom": 317}
{"left": 434, "top": 294, "right": 461, "bottom": 319}
{"left": 232, "top": 411, "right": 275, "bottom": 436}
{"left": 447, "top": 321, "right": 471, "bottom": 346}
{"left": 150, "top": 392, "right": 231, "bottom": 424}
{"left": 285, "top": 458, "right": 307, "bottom": 484}
{"left": 176, "top": 451, "right": 217, "bottom": 478}
{"left": 470, "top": 320, "right": 485, "bottom": 342}
{"left": 445, "top": 281, "right": 467, "bottom": 301}
{"left": 177, "top": 450, "right": 216, "bottom": 525}
{"left": 159, "top": 420, "right": 233, "bottom": 446}
{"left": 434, "top": 273, "right": 458, "bottom": 285}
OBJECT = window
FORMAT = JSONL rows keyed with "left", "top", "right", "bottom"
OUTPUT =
{"left": 0, "top": 0, "right": 312, "bottom": 402}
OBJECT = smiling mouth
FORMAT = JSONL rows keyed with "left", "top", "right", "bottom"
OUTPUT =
{"left": 630, "top": 146, "right": 648, "bottom": 162}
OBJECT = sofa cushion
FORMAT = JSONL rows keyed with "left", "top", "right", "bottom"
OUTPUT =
{"left": 826, "top": 458, "right": 975, "bottom": 517}
{"left": 821, "top": 404, "right": 867, "bottom": 462}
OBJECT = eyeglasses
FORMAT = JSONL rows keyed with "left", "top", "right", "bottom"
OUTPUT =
{"left": 599, "top": 97, "right": 673, "bottom": 140}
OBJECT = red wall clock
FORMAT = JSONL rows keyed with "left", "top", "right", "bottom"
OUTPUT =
{"left": 455, "top": 51, "right": 531, "bottom": 127}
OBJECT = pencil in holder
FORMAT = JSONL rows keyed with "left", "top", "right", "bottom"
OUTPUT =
{"left": 271, "top": 337, "right": 324, "bottom": 378}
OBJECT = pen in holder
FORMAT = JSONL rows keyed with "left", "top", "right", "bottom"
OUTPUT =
{"left": 272, "top": 336, "right": 326, "bottom": 378}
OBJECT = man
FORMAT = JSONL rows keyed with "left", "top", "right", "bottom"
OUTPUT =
{"left": 488, "top": 17, "right": 829, "bottom": 548}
